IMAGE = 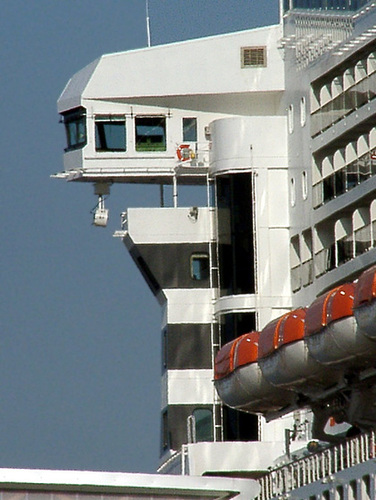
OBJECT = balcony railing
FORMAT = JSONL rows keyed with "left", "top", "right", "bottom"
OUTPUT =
{"left": 258, "top": 431, "right": 376, "bottom": 500}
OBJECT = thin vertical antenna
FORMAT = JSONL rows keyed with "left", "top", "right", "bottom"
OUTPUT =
{"left": 146, "top": 0, "right": 151, "bottom": 47}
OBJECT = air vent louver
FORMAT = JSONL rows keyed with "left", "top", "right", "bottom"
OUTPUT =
{"left": 241, "top": 47, "right": 267, "bottom": 68}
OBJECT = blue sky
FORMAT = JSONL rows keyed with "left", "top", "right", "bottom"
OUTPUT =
{"left": 1, "top": 0, "right": 278, "bottom": 473}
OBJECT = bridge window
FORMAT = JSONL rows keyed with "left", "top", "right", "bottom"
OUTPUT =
{"left": 62, "top": 107, "right": 86, "bottom": 151}
{"left": 183, "top": 117, "right": 197, "bottom": 142}
{"left": 135, "top": 116, "right": 166, "bottom": 152}
{"left": 95, "top": 116, "right": 126, "bottom": 152}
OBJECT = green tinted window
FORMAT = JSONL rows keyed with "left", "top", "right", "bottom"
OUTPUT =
{"left": 193, "top": 408, "right": 213, "bottom": 442}
{"left": 135, "top": 116, "right": 166, "bottom": 152}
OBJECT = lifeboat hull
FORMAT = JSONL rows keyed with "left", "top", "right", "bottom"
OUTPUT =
{"left": 353, "top": 264, "right": 376, "bottom": 338}
{"left": 215, "top": 363, "right": 294, "bottom": 414}
{"left": 354, "top": 300, "right": 376, "bottom": 339}
{"left": 258, "top": 340, "right": 333, "bottom": 395}
{"left": 305, "top": 316, "right": 376, "bottom": 367}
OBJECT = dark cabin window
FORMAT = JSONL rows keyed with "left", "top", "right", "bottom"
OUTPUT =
{"left": 162, "top": 327, "right": 168, "bottom": 371}
{"left": 62, "top": 107, "right": 86, "bottom": 151}
{"left": 161, "top": 410, "right": 169, "bottom": 451}
{"left": 190, "top": 253, "right": 209, "bottom": 281}
{"left": 95, "top": 116, "right": 126, "bottom": 151}
{"left": 135, "top": 116, "right": 166, "bottom": 151}
{"left": 217, "top": 174, "right": 255, "bottom": 295}
{"left": 183, "top": 118, "right": 197, "bottom": 142}
{"left": 193, "top": 408, "right": 213, "bottom": 442}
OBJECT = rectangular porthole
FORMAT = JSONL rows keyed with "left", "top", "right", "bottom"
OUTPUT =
{"left": 183, "top": 117, "right": 197, "bottom": 142}
{"left": 190, "top": 253, "right": 209, "bottom": 281}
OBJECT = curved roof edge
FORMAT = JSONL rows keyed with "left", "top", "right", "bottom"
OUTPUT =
{"left": 57, "top": 57, "right": 101, "bottom": 113}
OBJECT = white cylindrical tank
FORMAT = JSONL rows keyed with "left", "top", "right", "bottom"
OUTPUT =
{"left": 209, "top": 116, "right": 287, "bottom": 175}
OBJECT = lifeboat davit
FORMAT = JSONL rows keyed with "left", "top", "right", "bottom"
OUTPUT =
{"left": 305, "top": 282, "right": 376, "bottom": 368}
{"left": 257, "top": 308, "right": 334, "bottom": 396}
{"left": 354, "top": 264, "right": 376, "bottom": 339}
{"left": 214, "top": 332, "right": 295, "bottom": 414}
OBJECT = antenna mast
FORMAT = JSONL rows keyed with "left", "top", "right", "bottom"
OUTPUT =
{"left": 146, "top": 0, "right": 151, "bottom": 47}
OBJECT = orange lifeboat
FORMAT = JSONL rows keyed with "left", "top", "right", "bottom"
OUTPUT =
{"left": 305, "top": 282, "right": 376, "bottom": 368}
{"left": 213, "top": 269, "right": 376, "bottom": 426}
{"left": 214, "top": 332, "right": 294, "bottom": 414}
{"left": 257, "top": 308, "right": 331, "bottom": 396}
{"left": 354, "top": 264, "right": 376, "bottom": 339}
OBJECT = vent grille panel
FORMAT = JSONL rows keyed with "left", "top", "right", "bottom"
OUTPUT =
{"left": 241, "top": 47, "right": 267, "bottom": 67}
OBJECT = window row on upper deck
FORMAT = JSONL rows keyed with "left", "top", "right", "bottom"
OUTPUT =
{"left": 312, "top": 125, "right": 376, "bottom": 208}
{"left": 311, "top": 47, "right": 376, "bottom": 137}
{"left": 291, "top": 199, "right": 376, "bottom": 291}
{"left": 61, "top": 108, "right": 198, "bottom": 154}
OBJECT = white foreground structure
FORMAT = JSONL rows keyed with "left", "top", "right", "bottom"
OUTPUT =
{"left": 0, "top": 468, "right": 259, "bottom": 499}
{"left": 48, "top": 0, "right": 376, "bottom": 498}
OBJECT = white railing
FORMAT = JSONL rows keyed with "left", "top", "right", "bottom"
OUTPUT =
{"left": 157, "top": 449, "right": 183, "bottom": 475}
{"left": 258, "top": 431, "right": 376, "bottom": 500}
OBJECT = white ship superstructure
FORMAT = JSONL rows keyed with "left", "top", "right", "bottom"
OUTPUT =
{"left": 56, "top": 21, "right": 294, "bottom": 469}
{"left": 50, "top": 0, "right": 376, "bottom": 498}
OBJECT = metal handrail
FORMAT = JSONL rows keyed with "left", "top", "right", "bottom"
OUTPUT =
{"left": 258, "top": 430, "right": 376, "bottom": 500}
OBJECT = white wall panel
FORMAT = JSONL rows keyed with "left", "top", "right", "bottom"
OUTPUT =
{"left": 127, "top": 208, "right": 213, "bottom": 244}
{"left": 166, "top": 370, "right": 214, "bottom": 405}
{"left": 268, "top": 170, "right": 289, "bottom": 227}
{"left": 164, "top": 289, "right": 214, "bottom": 324}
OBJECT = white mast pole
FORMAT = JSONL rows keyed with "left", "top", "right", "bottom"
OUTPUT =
{"left": 146, "top": 0, "right": 151, "bottom": 47}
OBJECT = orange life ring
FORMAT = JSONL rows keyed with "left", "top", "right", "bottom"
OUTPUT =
{"left": 177, "top": 144, "right": 191, "bottom": 161}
